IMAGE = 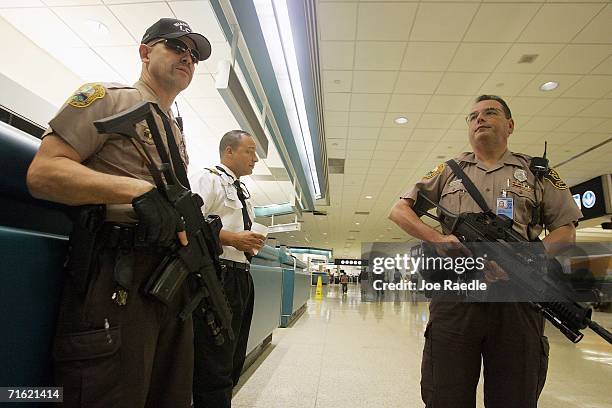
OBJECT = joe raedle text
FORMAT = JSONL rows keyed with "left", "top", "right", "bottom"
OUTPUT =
{"left": 372, "top": 279, "right": 488, "bottom": 292}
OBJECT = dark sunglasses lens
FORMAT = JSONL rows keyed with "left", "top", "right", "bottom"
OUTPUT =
{"left": 166, "top": 40, "right": 199, "bottom": 63}
{"left": 190, "top": 49, "right": 201, "bottom": 62}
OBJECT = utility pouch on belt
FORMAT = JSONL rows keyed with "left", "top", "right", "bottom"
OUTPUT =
{"left": 66, "top": 204, "right": 106, "bottom": 294}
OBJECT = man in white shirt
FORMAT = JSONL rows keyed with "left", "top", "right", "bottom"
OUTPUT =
{"left": 189, "top": 130, "right": 265, "bottom": 408}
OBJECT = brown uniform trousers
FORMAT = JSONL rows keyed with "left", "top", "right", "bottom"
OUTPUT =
{"left": 53, "top": 241, "right": 193, "bottom": 408}
{"left": 421, "top": 302, "right": 549, "bottom": 408}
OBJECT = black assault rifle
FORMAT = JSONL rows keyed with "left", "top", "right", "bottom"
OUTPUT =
{"left": 93, "top": 101, "right": 233, "bottom": 345}
{"left": 414, "top": 192, "right": 612, "bottom": 345}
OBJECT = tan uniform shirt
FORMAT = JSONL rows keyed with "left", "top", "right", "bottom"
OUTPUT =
{"left": 188, "top": 164, "right": 255, "bottom": 264}
{"left": 402, "top": 150, "right": 582, "bottom": 240}
{"left": 43, "top": 81, "right": 189, "bottom": 222}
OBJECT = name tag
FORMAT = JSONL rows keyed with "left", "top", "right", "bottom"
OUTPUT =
{"left": 496, "top": 197, "right": 513, "bottom": 219}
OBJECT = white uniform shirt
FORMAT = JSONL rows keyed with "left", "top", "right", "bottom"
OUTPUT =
{"left": 189, "top": 164, "right": 255, "bottom": 263}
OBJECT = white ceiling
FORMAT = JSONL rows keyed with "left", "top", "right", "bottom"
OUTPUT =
{"left": 0, "top": 0, "right": 294, "bottom": 208}
{"left": 1, "top": 0, "right": 610, "bottom": 257}
{"left": 310, "top": 0, "right": 612, "bottom": 258}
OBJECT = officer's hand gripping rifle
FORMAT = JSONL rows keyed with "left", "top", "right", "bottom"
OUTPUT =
{"left": 93, "top": 101, "right": 234, "bottom": 345}
{"left": 413, "top": 192, "right": 612, "bottom": 345}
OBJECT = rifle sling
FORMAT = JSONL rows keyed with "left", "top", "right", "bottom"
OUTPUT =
{"left": 445, "top": 159, "right": 491, "bottom": 213}
{"left": 152, "top": 104, "right": 190, "bottom": 189}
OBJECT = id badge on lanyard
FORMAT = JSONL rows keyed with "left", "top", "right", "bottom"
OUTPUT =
{"left": 497, "top": 179, "right": 513, "bottom": 219}
{"left": 496, "top": 197, "right": 513, "bottom": 219}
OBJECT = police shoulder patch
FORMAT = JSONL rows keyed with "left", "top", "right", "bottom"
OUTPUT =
{"left": 68, "top": 83, "right": 106, "bottom": 108}
{"left": 544, "top": 168, "right": 568, "bottom": 190}
{"left": 423, "top": 163, "right": 445, "bottom": 180}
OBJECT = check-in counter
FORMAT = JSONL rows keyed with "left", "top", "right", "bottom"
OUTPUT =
{"left": 247, "top": 245, "right": 283, "bottom": 360}
{"left": 0, "top": 122, "right": 71, "bottom": 390}
{"left": 278, "top": 248, "right": 309, "bottom": 327}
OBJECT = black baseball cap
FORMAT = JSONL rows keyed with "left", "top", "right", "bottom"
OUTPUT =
{"left": 142, "top": 18, "right": 212, "bottom": 61}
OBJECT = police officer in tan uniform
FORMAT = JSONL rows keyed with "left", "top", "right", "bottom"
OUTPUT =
{"left": 189, "top": 130, "right": 264, "bottom": 408}
{"left": 27, "top": 18, "right": 211, "bottom": 408}
{"left": 389, "top": 95, "right": 582, "bottom": 408}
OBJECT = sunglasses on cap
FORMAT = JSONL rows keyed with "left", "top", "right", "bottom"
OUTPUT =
{"left": 150, "top": 38, "right": 200, "bottom": 64}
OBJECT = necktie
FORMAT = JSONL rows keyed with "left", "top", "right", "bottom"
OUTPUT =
{"left": 233, "top": 179, "right": 253, "bottom": 262}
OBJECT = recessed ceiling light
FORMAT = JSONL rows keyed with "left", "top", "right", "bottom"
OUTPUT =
{"left": 84, "top": 19, "right": 109, "bottom": 35}
{"left": 365, "top": 195, "right": 372, "bottom": 199}
{"left": 540, "top": 81, "right": 559, "bottom": 91}
{"left": 290, "top": 235, "right": 295, "bottom": 238}
{"left": 394, "top": 116, "right": 409, "bottom": 125}
{"left": 323, "top": 232, "right": 327, "bottom": 235}
{"left": 355, "top": 222, "right": 360, "bottom": 225}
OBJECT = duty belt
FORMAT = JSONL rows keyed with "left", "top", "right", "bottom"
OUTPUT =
{"left": 99, "top": 223, "right": 137, "bottom": 249}
{"left": 220, "top": 259, "right": 250, "bottom": 271}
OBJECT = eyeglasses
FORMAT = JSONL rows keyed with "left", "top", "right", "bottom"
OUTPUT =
{"left": 465, "top": 107, "right": 504, "bottom": 124}
{"left": 151, "top": 38, "right": 200, "bottom": 64}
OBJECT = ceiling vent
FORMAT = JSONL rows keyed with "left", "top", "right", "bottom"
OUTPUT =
{"left": 518, "top": 54, "right": 539, "bottom": 64}
{"left": 328, "top": 158, "right": 345, "bottom": 174}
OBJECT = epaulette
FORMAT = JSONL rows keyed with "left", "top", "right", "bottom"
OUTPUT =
{"left": 513, "top": 152, "right": 531, "bottom": 159}
{"left": 423, "top": 163, "right": 445, "bottom": 179}
{"left": 204, "top": 167, "right": 221, "bottom": 176}
{"left": 544, "top": 168, "right": 568, "bottom": 190}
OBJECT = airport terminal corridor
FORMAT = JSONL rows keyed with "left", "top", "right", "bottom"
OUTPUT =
{"left": 234, "top": 283, "right": 612, "bottom": 408}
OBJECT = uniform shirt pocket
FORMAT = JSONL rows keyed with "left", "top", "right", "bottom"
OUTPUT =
{"left": 439, "top": 183, "right": 465, "bottom": 213}
{"left": 224, "top": 196, "right": 243, "bottom": 210}
{"left": 506, "top": 185, "right": 539, "bottom": 227}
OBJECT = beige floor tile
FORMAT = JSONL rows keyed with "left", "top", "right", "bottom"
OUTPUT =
{"left": 233, "top": 284, "right": 612, "bottom": 408}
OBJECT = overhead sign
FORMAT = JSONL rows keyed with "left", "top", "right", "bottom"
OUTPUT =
{"left": 334, "top": 258, "right": 368, "bottom": 266}
{"left": 570, "top": 174, "right": 611, "bottom": 221}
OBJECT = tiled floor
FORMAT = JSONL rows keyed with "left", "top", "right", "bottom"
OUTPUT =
{"left": 233, "top": 284, "right": 612, "bottom": 408}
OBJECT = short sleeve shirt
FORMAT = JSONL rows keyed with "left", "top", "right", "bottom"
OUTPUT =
{"left": 401, "top": 150, "right": 582, "bottom": 240}
{"left": 42, "top": 81, "right": 189, "bottom": 222}
{"left": 189, "top": 164, "right": 255, "bottom": 263}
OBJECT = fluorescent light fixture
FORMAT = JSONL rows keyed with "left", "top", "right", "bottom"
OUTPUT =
{"left": 254, "top": 0, "right": 321, "bottom": 199}
{"left": 394, "top": 116, "right": 409, "bottom": 124}
{"left": 216, "top": 60, "right": 269, "bottom": 159}
{"left": 540, "top": 81, "right": 559, "bottom": 91}
{"left": 365, "top": 195, "right": 372, "bottom": 199}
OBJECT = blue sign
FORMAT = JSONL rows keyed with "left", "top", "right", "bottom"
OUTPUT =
{"left": 573, "top": 193, "right": 581, "bottom": 210}
{"left": 570, "top": 176, "right": 608, "bottom": 221}
{"left": 582, "top": 190, "right": 596, "bottom": 209}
